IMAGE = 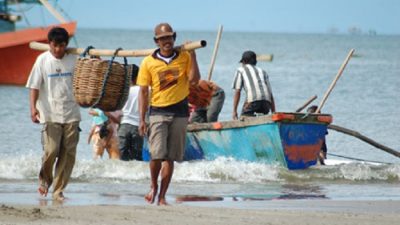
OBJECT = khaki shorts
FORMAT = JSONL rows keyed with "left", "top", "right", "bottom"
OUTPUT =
{"left": 148, "top": 115, "right": 188, "bottom": 161}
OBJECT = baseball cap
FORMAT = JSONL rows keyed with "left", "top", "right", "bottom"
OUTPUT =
{"left": 239, "top": 50, "right": 257, "bottom": 64}
{"left": 154, "top": 23, "right": 175, "bottom": 39}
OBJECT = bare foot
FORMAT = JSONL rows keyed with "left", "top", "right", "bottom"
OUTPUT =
{"left": 144, "top": 188, "right": 157, "bottom": 204}
{"left": 158, "top": 197, "right": 169, "bottom": 206}
{"left": 53, "top": 192, "right": 65, "bottom": 201}
{"left": 38, "top": 184, "right": 48, "bottom": 197}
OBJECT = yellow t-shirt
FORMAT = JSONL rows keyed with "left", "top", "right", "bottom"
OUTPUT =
{"left": 137, "top": 50, "right": 192, "bottom": 107}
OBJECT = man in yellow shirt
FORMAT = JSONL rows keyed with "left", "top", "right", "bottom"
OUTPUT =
{"left": 137, "top": 23, "right": 200, "bottom": 205}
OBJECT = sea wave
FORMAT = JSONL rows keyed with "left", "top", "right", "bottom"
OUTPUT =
{"left": 0, "top": 155, "right": 399, "bottom": 183}
{"left": 279, "top": 162, "right": 400, "bottom": 183}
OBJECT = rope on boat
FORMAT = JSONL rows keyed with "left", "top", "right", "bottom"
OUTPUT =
{"left": 327, "top": 153, "right": 392, "bottom": 165}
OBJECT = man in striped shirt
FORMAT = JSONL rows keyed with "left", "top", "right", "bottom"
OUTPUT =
{"left": 232, "top": 50, "right": 276, "bottom": 120}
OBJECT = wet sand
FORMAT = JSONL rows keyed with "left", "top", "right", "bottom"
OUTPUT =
{"left": 1, "top": 199, "right": 399, "bottom": 225}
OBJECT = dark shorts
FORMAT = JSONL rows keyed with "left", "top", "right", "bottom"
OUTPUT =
{"left": 241, "top": 100, "right": 272, "bottom": 116}
{"left": 118, "top": 123, "right": 144, "bottom": 161}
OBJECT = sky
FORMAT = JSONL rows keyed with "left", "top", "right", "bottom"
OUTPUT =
{"left": 12, "top": 0, "right": 400, "bottom": 35}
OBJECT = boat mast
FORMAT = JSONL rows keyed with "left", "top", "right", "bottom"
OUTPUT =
{"left": 37, "top": 0, "right": 67, "bottom": 23}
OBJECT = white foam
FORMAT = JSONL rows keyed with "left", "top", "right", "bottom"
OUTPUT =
{"left": 0, "top": 154, "right": 399, "bottom": 183}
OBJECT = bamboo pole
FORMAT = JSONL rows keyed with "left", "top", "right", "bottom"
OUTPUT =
{"left": 295, "top": 95, "right": 318, "bottom": 112}
{"left": 256, "top": 54, "right": 273, "bottom": 62}
{"left": 316, "top": 49, "right": 355, "bottom": 113}
{"left": 29, "top": 40, "right": 207, "bottom": 57}
{"left": 207, "top": 25, "right": 223, "bottom": 81}
{"left": 328, "top": 124, "right": 400, "bottom": 159}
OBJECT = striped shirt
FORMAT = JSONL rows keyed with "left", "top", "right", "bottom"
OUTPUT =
{"left": 232, "top": 64, "right": 273, "bottom": 103}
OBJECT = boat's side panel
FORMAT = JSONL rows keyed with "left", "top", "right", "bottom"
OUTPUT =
{"left": 0, "top": 43, "right": 42, "bottom": 85}
{"left": 279, "top": 123, "right": 327, "bottom": 169}
{"left": 188, "top": 123, "right": 287, "bottom": 166}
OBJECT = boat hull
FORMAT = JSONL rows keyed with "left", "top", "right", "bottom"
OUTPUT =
{"left": 142, "top": 113, "right": 332, "bottom": 170}
{"left": 0, "top": 22, "right": 77, "bottom": 85}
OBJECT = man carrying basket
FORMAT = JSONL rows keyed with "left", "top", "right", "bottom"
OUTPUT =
{"left": 26, "top": 27, "right": 81, "bottom": 201}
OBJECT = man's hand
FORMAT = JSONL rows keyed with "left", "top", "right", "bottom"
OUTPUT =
{"left": 30, "top": 107, "right": 40, "bottom": 123}
{"left": 232, "top": 111, "right": 238, "bottom": 120}
{"left": 29, "top": 89, "right": 40, "bottom": 123}
{"left": 139, "top": 121, "right": 147, "bottom": 137}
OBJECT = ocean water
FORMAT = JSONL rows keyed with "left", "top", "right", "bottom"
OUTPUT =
{"left": 0, "top": 29, "right": 399, "bottom": 206}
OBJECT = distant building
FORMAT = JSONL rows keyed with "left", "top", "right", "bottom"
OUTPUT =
{"left": 368, "top": 29, "right": 377, "bottom": 36}
{"left": 348, "top": 26, "right": 362, "bottom": 35}
{"left": 327, "top": 26, "right": 339, "bottom": 34}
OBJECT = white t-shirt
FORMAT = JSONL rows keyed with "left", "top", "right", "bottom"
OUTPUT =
{"left": 120, "top": 85, "right": 140, "bottom": 126}
{"left": 26, "top": 51, "right": 81, "bottom": 124}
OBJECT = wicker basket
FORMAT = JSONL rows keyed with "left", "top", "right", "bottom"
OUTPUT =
{"left": 73, "top": 47, "right": 131, "bottom": 111}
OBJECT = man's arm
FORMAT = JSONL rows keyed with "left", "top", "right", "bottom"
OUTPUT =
{"left": 232, "top": 89, "right": 241, "bottom": 120}
{"left": 105, "top": 111, "right": 122, "bottom": 124}
{"left": 270, "top": 95, "right": 276, "bottom": 113}
{"left": 88, "top": 126, "right": 95, "bottom": 144}
{"left": 29, "top": 89, "right": 40, "bottom": 123}
{"left": 88, "top": 108, "right": 99, "bottom": 116}
{"left": 138, "top": 86, "right": 149, "bottom": 137}
{"left": 188, "top": 51, "right": 200, "bottom": 85}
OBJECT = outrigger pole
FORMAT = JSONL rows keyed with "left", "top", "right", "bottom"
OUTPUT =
{"left": 328, "top": 124, "right": 400, "bottom": 159}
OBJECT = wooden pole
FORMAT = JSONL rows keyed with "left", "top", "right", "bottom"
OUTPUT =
{"left": 29, "top": 40, "right": 207, "bottom": 57}
{"left": 256, "top": 54, "right": 273, "bottom": 62}
{"left": 328, "top": 124, "right": 400, "bottom": 159}
{"left": 316, "top": 49, "right": 354, "bottom": 113}
{"left": 295, "top": 95, "right": 317, "bottom": 112}
{"left": 207, "top": 25, "right": 223, "bottom": 81}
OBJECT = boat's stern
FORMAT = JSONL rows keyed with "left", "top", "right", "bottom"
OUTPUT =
{"left": 272, "top": 113, "right": 332, "bottom": 169}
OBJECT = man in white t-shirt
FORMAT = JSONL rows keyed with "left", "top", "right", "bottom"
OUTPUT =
{"left": 118, "top": 64, "right": 143, "bottom": 161}
{"left": 26, "top": 27, "right": 81, "bottom": 201}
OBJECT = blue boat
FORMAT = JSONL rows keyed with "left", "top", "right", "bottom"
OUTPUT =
{"left": 143, "top": 112, "right": 332, "bottom": 170}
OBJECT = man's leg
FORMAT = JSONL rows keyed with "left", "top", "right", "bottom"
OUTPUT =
{"left": 118, "top": 124, "right": 130, "bottom": 160}
{"left": 241, "top": 102, "right": 256, "bottom": 117}
{"left": 158, "top": 160, "right": 174, "bottom": 205}
{"left": 39, "top": 123, "right": 62, "bottom": 197}
{"left": 207, "top": 90, "right": 225, "bottom": 122}
{"left": 131, "top": 126, "right": 144, "bottom": 160}
{"left": 145, "top": 159, "right": 162, "bottom": 203}
{"left": 52, "top": 122, "right": 79, "bottom": 200}
{"left": 157, "top": 117, "right": 187, "bottom": 205}
{"left": 190, "top": 108, "right": 207, "bottom": 123}
{"left": 146, "top": 115, "right": 170, "bottom": 204}
{"left": 107, "top": 136, "right": 121, "bottom": 159}
{"left": 92, "top": 133, "right": 105, "bottom": 159}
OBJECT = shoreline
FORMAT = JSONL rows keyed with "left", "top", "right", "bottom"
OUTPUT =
{"left": 1, "top": 200, "right": 400, "bottom": 225}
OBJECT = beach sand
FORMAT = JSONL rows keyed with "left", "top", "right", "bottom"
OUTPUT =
{"left": 1, "top": 200, "right": 399, "bottom": 225}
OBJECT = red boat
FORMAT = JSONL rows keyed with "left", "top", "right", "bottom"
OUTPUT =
{"left": 0, "top": 0, "right": 76, "bottom": 85}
